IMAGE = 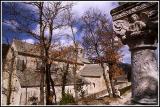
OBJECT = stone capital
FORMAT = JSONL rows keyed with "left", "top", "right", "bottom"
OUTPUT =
{"left": 111, "top": 2, "right": 158, "bottom": 50}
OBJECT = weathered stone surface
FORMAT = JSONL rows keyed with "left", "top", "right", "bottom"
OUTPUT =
{"left": 131, "top": 49, "right": 158, "bottom": 104}
{"left": 110, "top": 2, "right": 158, "bottom": 105}
{"left": 111, "top": 2, "right": 158, "bottom": 46}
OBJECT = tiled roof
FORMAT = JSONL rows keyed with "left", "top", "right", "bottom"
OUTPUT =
{"left": 13, "top": 39, "right": 41, "bottom": 56}
{"left": 12, "top": 39, "right": 88, "bottom": 65}
{"left": 78, "top": 64, "right": 107, "bottom": 77}
{"left": 78, "top": 63, "right": 131, "bottom": 78}
{"left": 77, "top": 57, "right": 90, "bottom": 64}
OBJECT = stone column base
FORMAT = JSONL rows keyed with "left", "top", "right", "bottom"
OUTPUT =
{"left": 131, "top": 97, "right": 158, "bottom": 105}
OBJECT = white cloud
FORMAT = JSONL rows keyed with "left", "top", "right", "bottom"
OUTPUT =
{"left": 22, "top": 38, "right": 35, "bottom": 44}
{"left": 32, "top": 1, "right": 119, "bottom": 19}
{"left": 32, "top": 24, "right": 40, "bottom": 35}
{"left": 53, "top": 26, "right": 77, "bottom": 37}
{"left": 72, "top": 1, "right": 119, "bottom": 18}
{"left": 21, "top": 2, "right": 38, "bottom": 11}
{"left": 120, "top": 45, "right": 131, "bottom": 64}
{"left": 31, "top": 1, "right": 119, "bottom": 47}
{"left": 60, "top": 38, "right": 73, "bottom": 47}
{"left": 53, "top": 26, "right": 77, "bottom": 47}
{"left": 3, "top": 20, "right": 19, "bottom": 30}
{"left": 32, "top": 24, "right": 76, "bottom": 47}
{"left": 33, "top": 24, "right": 77, "bottom": 36}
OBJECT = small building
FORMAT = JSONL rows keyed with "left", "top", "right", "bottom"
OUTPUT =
{"left": 78, "top": 63, "right": 131, "bottom": 96}
{"left": 78, "top": 64, "right": 109, "bottom": 95}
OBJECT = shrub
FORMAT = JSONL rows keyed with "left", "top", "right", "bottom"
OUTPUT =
{"left": 79, "top": 89, "right": 86, "bottom": 98}
{"left": 59, "top": 92, "right": 76, "bottom": 105}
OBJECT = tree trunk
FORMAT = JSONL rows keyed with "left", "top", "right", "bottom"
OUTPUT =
{"left": 45, "top": 48, "right": 54, "bottom": 105}
{"left": 100, "top": 63, "right": 113, "bottom": 97}
{"left": 110, "top": 79, "right": 116, "bottom": 97}
{"left": 108, "top": 64, "right": 116, "bottom": 97}
{"left": 6, "top": 47, "right": 15, "bottom": 105}
{"left": 48, "top": 64, "right": 57, "bottom": 104}
{"left": 39, "top": 2, "right": 45, "bottom": 105}
{"left": 95, "top": 48, "right": 113, "bottom": 97}
{"left": 62, "top": 62, "right": 69, "bottom": 98}
{"left": 7, "top": 68, "right": 13, "bottom": 105}
{"left": 39, "top": 65, "right": 44, "bottom": 105}
{"left": 45, "top": 62, "right": 51, "bottom": 105}
{"left": 73, "top": 62, "right": 78, "bottom": 103}
{"left": 39, "top": 48, "right": 45, "bottom": 105}
{"left": 50, "top": 75, "right": 57, "bottom": 104}
{"left": 69, "top": 19, "right": 78, "bottom": 103}
{"left": 25, "top": 88, "right": 27, "bottom": 105}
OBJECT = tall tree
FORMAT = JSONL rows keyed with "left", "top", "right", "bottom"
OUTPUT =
{"left": 64, "top": 6, "right": 79, "bottom": 102}
{"left": 97, "top": 28, "right": 123, "bottom": 97}
{"left": 58, "top": 47, "right": 72, "bottom": 99}
{"left": 3, "top": 2, "right": 46, "bottom": 104}
{"left": 2, "top": 2, "right": 74, "bottom": 104}
{"left": 82, "top": 8, "right": 123, "bottom": 97}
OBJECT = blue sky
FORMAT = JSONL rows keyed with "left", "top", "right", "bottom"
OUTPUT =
{"left": 2, "top": 1, "right": 133, "bottom": 64}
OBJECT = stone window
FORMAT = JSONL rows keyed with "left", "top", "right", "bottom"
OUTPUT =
{"left": 93, "top": 83, "right": 95, "bottom": 88}
{"left": 50, "top": 64, "right": 55, "bottom": 72}
{"left": 2, "top": 87, "right": 7, "bottom": 96}
{"left": 17, "top": 59, "right": 26, "bottom": 71}
{"left": 36, "top": 60, "right": 42, "bottom": 70}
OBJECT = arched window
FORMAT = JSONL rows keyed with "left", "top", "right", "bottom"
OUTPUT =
{"left": 93, "top": 83, "right": 95, "bottom": 88}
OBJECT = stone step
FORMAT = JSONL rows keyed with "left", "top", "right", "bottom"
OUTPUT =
{"left": 84, "top": 82, "right": 131, "bottom": 100}
{"left": 115, "top": 82, "right": 131, "bottom": 90}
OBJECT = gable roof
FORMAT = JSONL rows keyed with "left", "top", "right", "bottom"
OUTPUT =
{"left": 12, "top": 39, "right": 88, "bottom": 65}
{"left": 78, "top": 64, "right": 106, "bottom": 77}
{"left": 78, "top": 63, "right": 131, "bottom": 78}
{"left": 13, "top": 39, "right": 41, "bottom": 56}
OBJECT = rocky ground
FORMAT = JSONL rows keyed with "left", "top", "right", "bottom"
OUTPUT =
{"left": 106, "top": 89, "right": 131, "bottom": 105}
{"left": 78, "top": 88, "right": 131, "bottom": 105}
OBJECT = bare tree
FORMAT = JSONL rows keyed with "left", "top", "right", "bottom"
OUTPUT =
{"left": 2, "top": 2, "right": 74, "bottom": 105}
{"left": 82, "top": 8, "right": 123, "bottom": 97}
{"left": 61, "top": 62, "right": 70, "bottom": 98}
{"left": 41, "top": 2, "right": 74, "bottom": 104}
{"left": 64, "top": 5, "right": 79, "bottom": 102}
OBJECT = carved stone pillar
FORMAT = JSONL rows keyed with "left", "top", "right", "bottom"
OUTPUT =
{"left": 110, "top": 2, "right": 158, "bottom": 105}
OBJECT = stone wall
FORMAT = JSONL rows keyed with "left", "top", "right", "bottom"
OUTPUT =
{"left": 19, "top": 86, "right": 75, "bottom": 105}
{"left": 82, "top": 76, "right": 107, "bottom": 95}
